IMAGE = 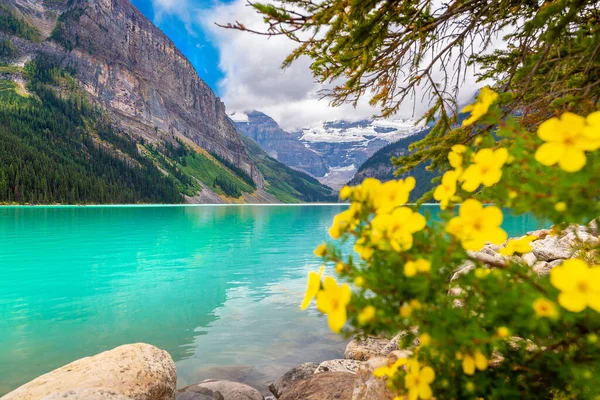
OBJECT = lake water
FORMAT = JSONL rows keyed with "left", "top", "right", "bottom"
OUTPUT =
{"left": 0, "top": 205, "right": 543, "bottom": 395}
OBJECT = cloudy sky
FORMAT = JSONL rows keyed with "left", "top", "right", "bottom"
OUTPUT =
{"left": 131, "top": 0, "right": 483, "bottom": 130}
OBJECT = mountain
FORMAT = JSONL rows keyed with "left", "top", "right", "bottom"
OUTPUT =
{"left": 231, "top": 111, "right": 328, "bottom": 177}
{"left": 350, "top": 113, "right": 471, "bottom": 200}
{"left": 0, "top": 0, "right": 335, "bottom": 204}
{"left": 349, "top": 128, "right": 437, "bottom": 200}
{"left": 232, "top": 110, "right": 423, "bottom": 190}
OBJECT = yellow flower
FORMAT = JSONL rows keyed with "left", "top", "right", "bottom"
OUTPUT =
{"left": 508, "top": 190, "right": 518, "bottom": 200}
{"left": 550, "top": 259, "right": 600, "bottom": 313}
{"left": 300, "top": 265, "right": 325, "bottom": 310}
{"left": 354, "top": 242, "right": 374, "bottom": 260}
{"left": 373, "top": 358, "right": 408, "bottom": 378}
{"left": 329, "top": 203, "right": 361, "bottom": 239}
{"left": 339, "top": 185, "right": 353, "bottom": 200}
{"left": 314, "top": 243, "right": 327, "bottom": 257}
{"left": 555, "top": 202, "right": 567, "bottom": 212}
{"left": 372, "top": 177, "right": 415, "bottom": 214}
{"left": 371, "top": 207, "right": 427, "bottom": 252}
{"left": 461, "top": 87, "right": 499, "bottom": 126}
{"left": 446, "top": 199, "right": 507, "bottom": 251}
{"left": 533, "top": 298, "right": 559, "bottom": 318}
{"left": 535, "top": 112, "right": 600, "bottom": 172}
{"left": 460, "top": 351, "right": 488, "bottom": 375}
{"left": 404, "top": 258, "right": 432, "bottom": 277}
{"left": 448, "top": 146, "right": 466, "bottom": 170}
{"left": 499, "top": 235, "right": 536, "bottom": 256}
{"left": 405, "top": 359, "right": 435, "bottom": 400}
{"left": 433, "top": 170, "right": 458, "bottom": 210}
{"left": 354, "top": 276, "right": 365, "bottom": 287}
{"left": 497, "top": 327, "right": 510, "bottom": 339}
{"left": 419, "top": 333, "right": 432, "bottom": 346}
{"left": 357, "top": 305, "right": 376, "bottom": 325}
{"left": 400, "top": 300, "right": 422, "bottom": 317}
{"left": 335, "top": 262, "right": 345, "bottom": 273}
{"left": 461, "top": 148, "right": 509, "bottom": 192}
{"left": 353, "top": 177, "right": 382, "bottom": 203}
{"left": 316, "top": 276, "right": 352, "bottom": 333}
{"left": 474, "top": 268, "right": 491, "bottom": 279}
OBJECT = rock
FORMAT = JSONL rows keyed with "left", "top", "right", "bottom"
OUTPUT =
{"left": 522, "top": 252, "right": 537, "bottom": 266}
{"left": 2, "top": 343, "right": 176, "bottom": 400}
{"left": 350, "top": 351, "right": 411, "bottom": 400}
{"left": 268, "top": 362, "right": 319, "bottom": 399}
{"left": 344, "top": 335, "right": 391, "bottom": 361}
{"left": 278, "top": 372, "right": 355, "bottom": 400}
{"left": 467, "top": 250, "right": 506, "bottom": 267}
{"left": 527, "top": 229, "right": 551, "bottom": 240}
{"left": 531, "top": 236, "right": 572, "bottom": 261}
{"left": 532, "top": 261, "right": 551, "bottom": 276}
{"left": 379, "top": 332, "right": 406, "bottom": 356}
{"left": 481, "top": 244, "right": 503, "bottom": 256}
{"left": 176, "top": 385, "right": 224, "bottom": 400}
{"left": 185, "top": 381, "right": 262, "bottom": 400}
{"left": 314, "top": 359, "right": 362, "bottom": 375}
{"left": 42, "top": 389, "right": 134, "bottom": 400}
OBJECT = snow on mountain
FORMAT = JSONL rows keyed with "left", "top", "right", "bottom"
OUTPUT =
{"left": 229, "top": 111, "right": 250, "bottom": 123}
{"left": 299, "top": 118, "right": 424, "bottom": 144}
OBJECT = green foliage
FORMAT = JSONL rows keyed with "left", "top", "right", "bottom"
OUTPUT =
{"left": 0, "top": 4, "right": 40, "bottom": 42}
{"left": 211, "top": 152, "right": 256, "bottom": 189}
{"left": 50, "top": 6, "right": 85, "bottom": 51}
{"left": 0, "top": 57, "right": 183, "bottom": 204}
{"left": 0, "top": 39, "right": 19, "bottom": 62}
{"left": 241, "top": 135, "right": 337, "bottom": 203}
{"left": 240, "top": 1, "right": 600, "bottom": 398}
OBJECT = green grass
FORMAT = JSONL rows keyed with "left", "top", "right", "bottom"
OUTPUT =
{"left": 181, "top": 152, "right": 255, "bottom": 198}
{"left": 0, "top": 79, "right": 21, "bottom": 101}
{"left": 0, "top": 4, "right": 41, "bottom": 42}
{"left": 143, "top": 145, "right": 256, "bottom": 199}
{"left": 0, "top": 65, "right": 22, "bottom": 74}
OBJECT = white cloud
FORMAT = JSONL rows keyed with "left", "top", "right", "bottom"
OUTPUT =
{"left": 157, "top": 0, "right": 501, "bottom": 130}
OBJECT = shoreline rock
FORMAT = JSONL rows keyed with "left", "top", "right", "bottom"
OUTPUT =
{"left": 2, "top": 343, "right": 177, "bottom": 400}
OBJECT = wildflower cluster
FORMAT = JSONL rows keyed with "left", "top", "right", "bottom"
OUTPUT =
{"left": 303, "top": 89, "right": 600, "bottom": 399}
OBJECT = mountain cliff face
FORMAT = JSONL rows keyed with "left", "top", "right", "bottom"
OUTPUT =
{"left": 231, "top": 111, "right": 328, "bottom": 177}
{"left": 0, "top": 0, "right": 335, "bottom": 203}
{"left": 233, "top": 110, "right": 423, "bottom": 190}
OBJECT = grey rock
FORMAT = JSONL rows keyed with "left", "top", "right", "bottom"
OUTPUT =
{"left": 188, "top": 381, "right": 262, "bottom": 400}
{"left": 531, "top": 236, "right": 573, "bottom": 261}
{"left": 278, "top": 372, "right": 355, "bottom": 400}
{"left": 2, "top": 343, "right": 177, "bottom": 400}
{"left": 42, "top": 389, "right": 134, "bottom": 400}
{"left": 314, "top": 359, "right": 362, "bottom": 375}
{"left": 450, "top": 260, "right": 476, "bottom": 282}
{"left": 532, "top": 261, "right": 551, "bottom": 276}
{"left": 522, "top": 252, "right": 537, "bottom": 266}
{"left": 268, "top": 362, "right": 318, "bottom": 399}
{"left": 344, "top": 335, "right": 391, "bottom": 361}
{"left": 177, "top": 386, "right": 224, "bottom": 400}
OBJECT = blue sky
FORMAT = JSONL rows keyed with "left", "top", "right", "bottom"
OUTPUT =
{"left": 126, "top": 0, "right": 483, "bottom": 130}
{"left": 129, "top": 0, "right": 230, "bottom": 93}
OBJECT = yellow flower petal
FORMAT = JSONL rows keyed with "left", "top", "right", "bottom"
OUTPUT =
{"left": 420, "top": 366, "right": 435, "bottom": 383}
{"left": 327, "top": 306, "right": 347, "bottom": 333}
{"left": 558, "top": 147, "right": 586, "bottom": 172}
{"left": 558, "top": 291, "right": 587, "bottom": 313}
{"left": 535, "top": 142, "right": 564, "bottom": 166}
{"left": 462, "top": 356, "right": 476, "bottom": 375}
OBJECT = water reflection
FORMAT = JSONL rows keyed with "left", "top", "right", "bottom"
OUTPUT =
{"left": 0, "top": 205, "right": 545, "bottom": 395}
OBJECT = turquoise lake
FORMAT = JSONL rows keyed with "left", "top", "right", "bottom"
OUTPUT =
{"left": 0, "top": 205, "right": 543, "bottom": 395}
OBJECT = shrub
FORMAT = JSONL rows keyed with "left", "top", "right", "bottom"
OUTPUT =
{"left": 306, "top": 97, "right": 600, "bottom": 399}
